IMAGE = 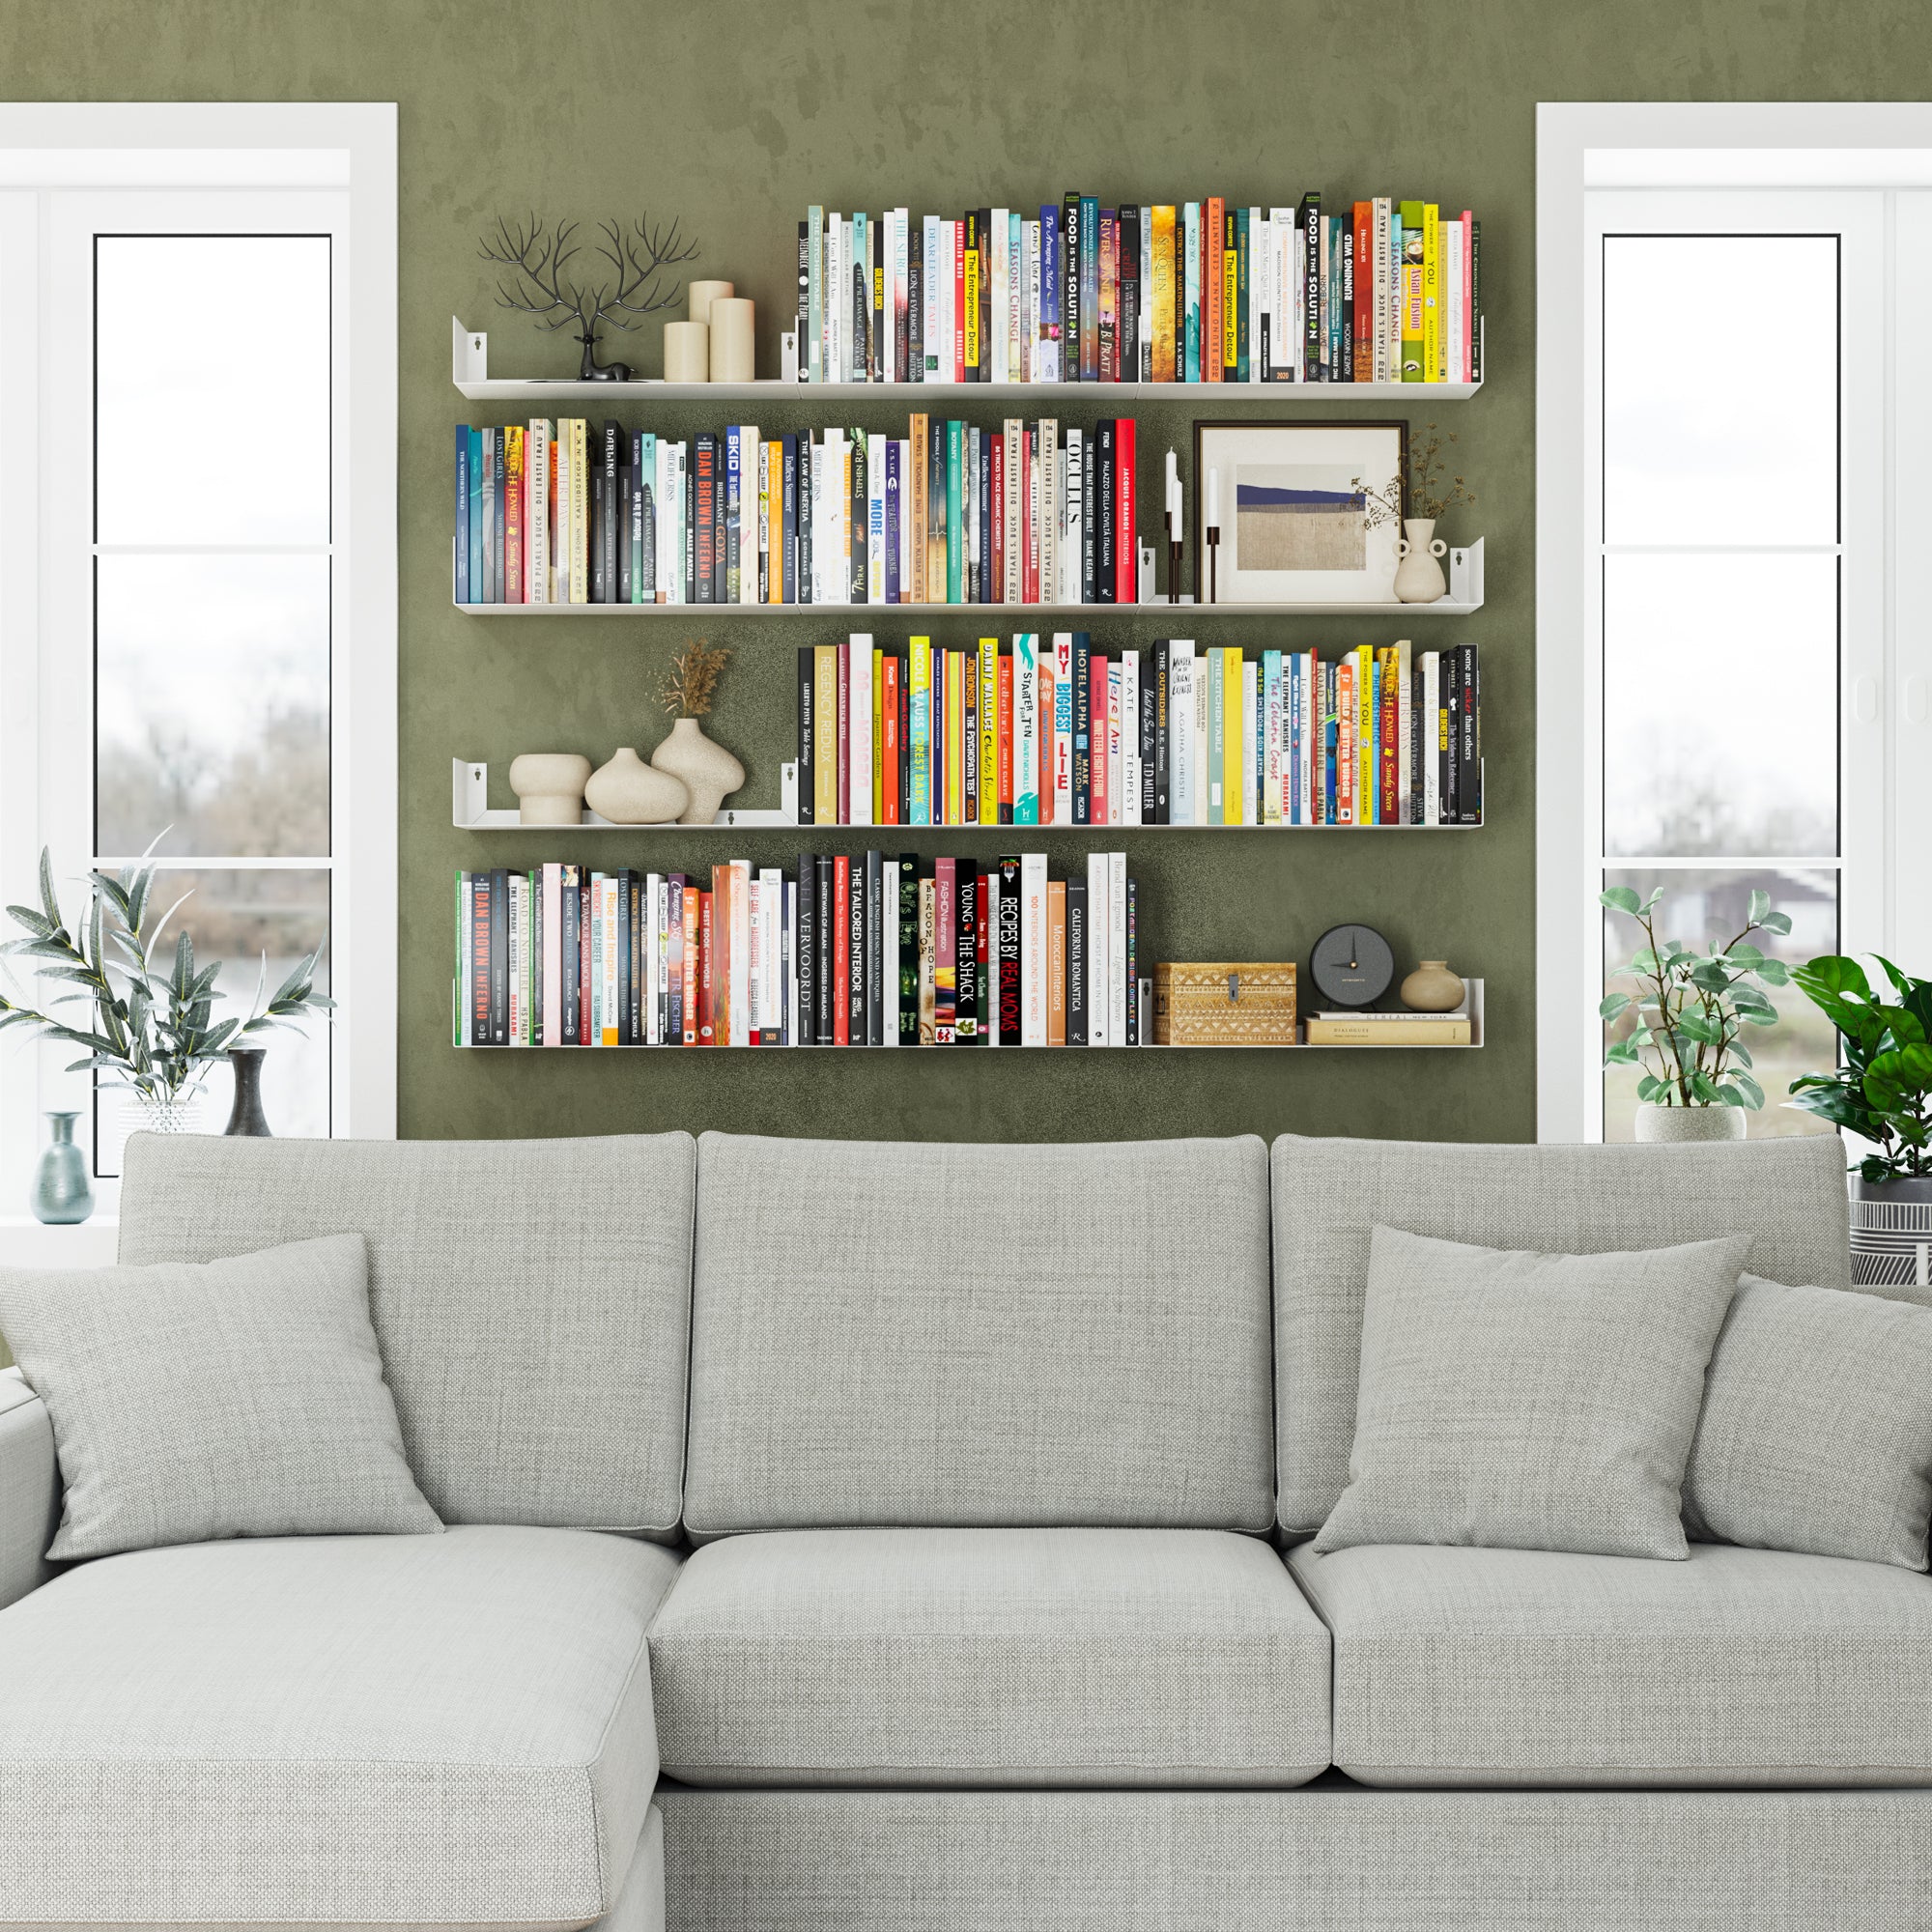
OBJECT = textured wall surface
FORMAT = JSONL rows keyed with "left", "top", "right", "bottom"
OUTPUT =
{"left": 4, "top": 1, "right": 1914, "bottom": 1143}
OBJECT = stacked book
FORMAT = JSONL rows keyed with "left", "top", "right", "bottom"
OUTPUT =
{"left": 454, "top": 415, "right": 1143, "bottom": 608}
{"left": 455, "top": 853, "right": 1143, "bottom": 1048}
{"left": 1305, "top": 1009, "right": 1472, "bottom": 1045}
{"left": 801, "top": 634, "right": 1482, "bottom": 828}
{"left": 796, "top": 196, "right": 1480, "bottom": 384}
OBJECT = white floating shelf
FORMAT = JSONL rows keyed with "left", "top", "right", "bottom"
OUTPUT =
{"left": 454, "top": 759, "right": 1484, "bottom": 833}
{"left": 454, "top": 317, "right": 1484, "bottom": 403}
{"left": 455, "top": 598, "right": 1485, "bottom": 619}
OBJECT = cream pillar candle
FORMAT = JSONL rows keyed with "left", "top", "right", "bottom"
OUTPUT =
{"left": 687, "top": 279, "right": 734, "bottom": 327}
{"left": 709, "top": 298, "right": 755, "bottom": 381}
{"left": 664, "top": 320, "right": 710, "bottom": 383}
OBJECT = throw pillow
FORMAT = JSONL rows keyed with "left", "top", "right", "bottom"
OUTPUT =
{"left": 0, "top": 1232, "right": 441, "bottom": 1559}
{"left": 1685, "top": 1273, "right": 1932, "bottom": 1570}
{"left": 1314, "top": 1224, "right": 1748, "bottom": 1559}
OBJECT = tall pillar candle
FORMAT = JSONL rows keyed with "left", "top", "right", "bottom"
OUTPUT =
{"left": 687, "top": 279, "right": 734, "bottom": 327}
{"left": 709, "top": 297, "right": 755, "bottom": 381}
{"left": 664, "top": 320, "right": 710, "bottom": 383}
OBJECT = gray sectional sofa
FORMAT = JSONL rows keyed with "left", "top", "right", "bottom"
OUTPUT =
{"left": 2, "top": 1127, "right": 1925, "bottom": 1932}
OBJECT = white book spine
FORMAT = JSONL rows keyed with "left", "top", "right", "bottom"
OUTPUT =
{"left": 1263, "top": 653, "right": 1281, "bottom": 824}
{"left": 1021, "top": 851, "right": 1048, "bottom": 1045}
{"left": 759, "top": 866, "right": 784, "bottom": 1040}
{"left": 867, "top": 432, "right": 886, "bottom": 602}
{"left": 894, "top": 210, "right": 910, "bottom": 385}
{"left": 1194, "top": 674, "right": 1209, "bottom": 825}
{"left": 738, "top": 430, "right": 758, "bottom": 605}
{"left": 879, "top": 860, "right": 898, "bottom": 1045}
{"left": 1169, "top": 643, "right": 1195, "bottom": 823}
{"left": 1248, "top": 206, "right": 1263, "bottom": 382}
{"left": 644, "top": 872, "right": 662, "bottom": 1043}
{"left": 1023, "top": 220, "right": 1038, "bottom": 384}
{"left": 1108, "top": 851, "right": 1128, "bottom": 1045}
{"left": 727, "top": 860, "right": 750, "bottom": 1046}
{"left": 506, "top": 875, "right": 523, "bottom": 1045}
{"left": 1039, "top": 418, "right": 1059, "bottom": 604}
{"left": 1063, "top": 429, "right": 1082, "bottom": 602}
{"left": 1423, "top": 652, "right": 1440, "bottom": 825}
{"left": 526, "top": 420, "right": 550, "bottom": 602}
{"left": 987, "top": 210, "right": 1008, "bottom": 383}
{"left": 785, "top": 879, "right": 800, "bottom": 1044}
{"left": 1015, "top": 632, "right": 1038, "bottom": 822}
{"left": 923, "top": 215, "right": 942, "bottom": 377}
{"left": 457, "top": 875, "right": 470, "bottom": 1046}
{"left": 1052, "top": 632, "right": 1074, "bottom": 826}
{"left": 1086, "top": 850, "right": 1110, "bottom": 1047}
{"left": 1107, "top": 659, "right": 1123, "bottom": 826}
{"left": 1445, "top": 220, "right": 1464, "bottom": 387}
{"left": 602, "top": 876, "right": 619, "bottom": 1041}
{"left": 746, "top": 876, "right": 763, "bottom": 1041}
{"left": 1242, "top": 658, "right": 1260, "bottom": 825}
{"left": 1122, "top": 649, "right": 1142, "bottom": 826}
{"left": 1397, "top": 639, "right": 1412, "bottom": 822}
{"left": 848, "top": 633, "right": 874, "bottom": 827}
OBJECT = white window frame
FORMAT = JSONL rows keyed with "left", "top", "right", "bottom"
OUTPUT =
{"left": 1537, "top": 102, "right": 1932, "bottom": 1144}
{"left": 0, "top": 103, "right": 395, "bottom": 1261}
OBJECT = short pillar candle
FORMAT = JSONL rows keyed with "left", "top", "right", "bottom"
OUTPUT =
{"left": 709, "top": 297, "right": 755, "bottom": 381}
{"left": 687, "top": 279, "right": 734, "bottom": 327}
{"left": 664, "top": 320, "right": 710, "bottom": 382}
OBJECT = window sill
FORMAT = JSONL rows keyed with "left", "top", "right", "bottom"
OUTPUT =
{"left": 0, "top": 1216, "right": 119, "bottom": 1268}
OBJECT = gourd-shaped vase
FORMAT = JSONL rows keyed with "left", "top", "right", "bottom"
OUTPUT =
{"left": 649, "top": 717, "right": 744, "bottom": 826}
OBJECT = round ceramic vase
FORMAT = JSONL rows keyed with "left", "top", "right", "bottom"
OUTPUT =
{"left": 1400, "top": 960, "right": 1464, "bottom": 1011}
{"left": 509, "top": 753, "right": 593, "bottom": 827}
{"left": 1634, "top": 1102, "right": 1747, "bottom": 1145}
{"left": 649, "top": 717, "right": 745, "bottom": 825}
{"left": 585, "top": 748, "right": 690, "bottom": 825}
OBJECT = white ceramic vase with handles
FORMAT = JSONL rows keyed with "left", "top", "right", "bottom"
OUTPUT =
{"left": 1393, "top": 517, "right": 1449, "bottom": 604}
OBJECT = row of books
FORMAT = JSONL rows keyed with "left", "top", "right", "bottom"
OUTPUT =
{"left": 798, "top": 635, "right": 1482, "bottom": 828}
{"left": 794, "top": 197, "right": 1480, "bottom": 385}
{"left": 453, "top": 414, "right": 1146, "bottom": 608}
{"left": 455, "top": 854, "right": 1143, "bottom": 1049}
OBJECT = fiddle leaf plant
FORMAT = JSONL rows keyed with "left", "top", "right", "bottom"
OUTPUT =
{"left": 1785, "top": 953, "right": 1932, "bottom": 1180}
{"left": 0, "top": 845, "right": 331, "bottom": 1104}
{"left": 1599, "top": 886, "right": 1791, "bottom": 1109}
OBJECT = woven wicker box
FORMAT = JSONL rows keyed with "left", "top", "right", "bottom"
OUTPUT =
{"left": 1151, "top": 962, "right": 1298, "bottom": 1046}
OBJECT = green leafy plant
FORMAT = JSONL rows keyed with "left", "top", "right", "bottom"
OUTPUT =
{"left": 1786, "top": 954, "right": 1932, "bottom": 1180}
{"left": 1600, "top": 886, "right": 1790, "bottom": 1109}
{"left": 0, "top": 846, "right": 331, "bottom": 1104}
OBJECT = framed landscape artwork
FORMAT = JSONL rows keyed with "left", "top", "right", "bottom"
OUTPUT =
{"left": 1193, "top": 420, "right": 1408, "bottom": 604}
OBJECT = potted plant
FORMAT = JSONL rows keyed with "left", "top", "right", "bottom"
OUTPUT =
{"left": 1786, "top": 953, "right": 1932, "bottom": 1286}
{"left": 648, "top": 639, "right": 744, "bottom": 825}
{"left": 1599, "top": 885, "right": 1790, "bottom": 1143}
{"left": 0, "top": 847, "right": 330, "bottom": 1138}
{"left": 1355, "top": 423, "right": 1476, "bottom": 604}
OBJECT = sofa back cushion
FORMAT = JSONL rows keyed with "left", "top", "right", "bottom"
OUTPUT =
{"left": 1270, "top": 1134, "right": 1852, "bottom": 1536}
{"left": 118, "top": 1133, "right": 695, "bottom": 1537}
{"left": 684, "top": 1132, "right": 1274, "bottom": 1535}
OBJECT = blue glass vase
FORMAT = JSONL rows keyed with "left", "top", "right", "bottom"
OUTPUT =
{"left": 30, "top": 1111, "right": 93, "bottom": 1225}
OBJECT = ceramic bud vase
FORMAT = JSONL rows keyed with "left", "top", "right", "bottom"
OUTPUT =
{"left": 29, "top": 1111, "right": 93, "bottom": 1225}
{"left": 1848, "top": 1173, "right": 1932, "bottom": 1290}
{"left": 1634, "top": 1102, "right": 1747, "bottom": 1145}
{"left": 649, "top": 717, "right": 745, "bottom": 826}
{"left": 584, "top": 747, "right": 690, "bottom": 825}
{"left": 1400, "top": 961, "right": 1465, "bottom": 1011}
{"left": 223, "top": 1046, "right": 271, "bottom": 1136}
{"left": 1393, "top": 518, "right": 1449, "bottom": 604}
{"left": 508, "top": 753, "right": 593, "bottom": 826}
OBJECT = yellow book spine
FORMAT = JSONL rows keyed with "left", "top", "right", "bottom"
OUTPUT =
{"left": 1306, "top": 1016, "right": 1471, "bottom": 1045}
{"left": 964, "top": 242, "right": 980, "bottom": 377}
{"left": 814, "top": 644, "right": 839, "bottom": 823}
{"left": 1423, "top": 204, "right": 1441, "bottom": 383}
{"left": 979, "top": 638, "right": 999, "bottom": 825}
{"left": 872, "top": 649, "right": 885, "bottom": 822}
{"left": 1151, "top": 207, "right": 1177, "bottom": 382}
{"left": 909, "top": 635, "right": 931, "bottom": 820}
{"left": 1222, "top": 646, "right": 1242, "bottom": 827}
{"left": 946, "top": 649, "right": 965, "bottom": 826}
{"left": 1356, "top": 645, "right": 1375, "bottom": 826}
{"left": 1222, "top": 232, "right": 1239, "bottom": 377}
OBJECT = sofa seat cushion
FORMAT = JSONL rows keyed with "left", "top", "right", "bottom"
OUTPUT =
{"left": 1289, "top": 1540, "right": 1932, "bottom": 1789}
{"left": 0, "top": 1526, "right": 677, "bottom": 1928}
{"left": 649, "top": 1527, "right": 1329, "bottom": 1788}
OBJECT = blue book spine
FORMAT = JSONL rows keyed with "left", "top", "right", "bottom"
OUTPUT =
{"left": 884, "top": 440, "right": 901, "bottom": 604}
{"left": 454, "top": 426, "right": 470, "bottom": 603}
{"left": 1038, "top": 206, "right": 1061, "bottom": 381}
{"left": 467, "top": 429, "right": 484, "bottom": 605}
{"left": 1079, "top": 196, "right": 1100, "bottom": 380}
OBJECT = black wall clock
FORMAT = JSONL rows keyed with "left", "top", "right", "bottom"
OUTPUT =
{"left": 1309, "top": 924, "right": 1395, "bottom": 1009}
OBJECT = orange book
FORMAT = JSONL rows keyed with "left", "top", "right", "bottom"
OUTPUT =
{"left": 706, "top": 870, "right": 730, "bottom": 1043}
{"left": 1204, "top": 196, "right": 1225, "bottom": 383}
{"left": 1046, "top": 878, "right": 1067, "bottom": 1043}
{"left": 998, "top": 652, "right": 1014, "bottom": 820}
{"left": 882, "top": 652, "right": 901, "bottom": 824}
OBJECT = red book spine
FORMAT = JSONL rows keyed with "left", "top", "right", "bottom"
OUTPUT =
{"left": 503, "top": 432, "right": 525, "bottom": 604}
{"left": 1089, "top": 656, "right": 1109, "bottom": 827}
{"left": 1379, "top": 657, "right": 1399, "bottom": 821}
{"left": 698, "top": 887, "right": 718, "bottom": 1043}
{"left": 832, "top": 855, "right": 852, "bottom": 1045}
{"left": 934, "top": 853, "right": 956, "bottom": 1040}
{"left": 578, "top": 875, "right": 593, "bottom": 1045}
{"left": 1114, "top": 416, "right": 1136, "bottom": 604}
{"left": 681, "top": 884, "right": 698, "bottom": 1043}
{"left": 952, "top": 221, "right": 966, "bottom": 383}
{"left": 998, "top": 653, "right": 1013, "bottom": 822}
{"left": 881, "top": 653, "right": 901, "bottom": 824}
{"left": 990, "top": 432, "right": 1005, "bottom": 602}
{"left": 1353, "top": 202, "right": 1374, "bottom": 383}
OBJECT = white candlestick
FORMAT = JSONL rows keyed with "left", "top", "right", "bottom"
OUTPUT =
{"left": 1208, "top": 469, "right": 1220, "bottom": 528}
{"left": 1167, "top": 471, "right": 1182, "bottom": 542}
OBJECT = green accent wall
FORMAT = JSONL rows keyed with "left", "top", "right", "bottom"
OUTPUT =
{"left": 8, "top": 3, "right": 1898, "bottom": 1144}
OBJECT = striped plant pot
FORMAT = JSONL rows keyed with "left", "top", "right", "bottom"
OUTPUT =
{"left": 1849, "top": 1175, "right": 1932, "bottom": 1291}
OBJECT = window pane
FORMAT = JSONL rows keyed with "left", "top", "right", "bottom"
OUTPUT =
{"left": 1603, "top": 553, "right": 1837, "bottom": 858}
{"left": 1601, "top": 865, "right": 1837, "bottom": 1144}
{"left": 1603, "top": 235, "right": 1836, "bottom": 548}
{"left": 96, "top": 553, "right": 329, "bottom": 858}
{"left": 93, "top": 867, "right": 330, "bottom": 1176}
{"left": 96, "top": 235, "right": 330, "bottom": 545}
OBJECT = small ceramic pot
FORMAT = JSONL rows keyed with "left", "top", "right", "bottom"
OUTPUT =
{"left": 509, "top": 753, "right": 592, "bottom": 827}
{"left": 29, "top": 1111, "right": 93, "bottom": 1225}
{"left": 1848, "top": 1173, "right": 1932, "bottom": 1292}
{"left": 1394, "top": 517, "right": 1449, "bottom": 604}
{"left": 121, "top": 1088, "right": 208, "bottom": 1139}
{"left": 649, "top": 717, "right": 745, "bottom": 825}
{"left": 1400, "top": 960, "right": 1464, "bottom": 1012}
{"left": 1634, "top": 1102, "right": 1747, "bottom": 1145}
{"left": 585, "top": 747, "right": 690, "bottom": 825}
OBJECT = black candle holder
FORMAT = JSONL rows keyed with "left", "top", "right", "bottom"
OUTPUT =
{"left": 1168, "top": 538, "right": 1183, "bottom": 604}
{"left": 1206, "top": 526, "right": 1221, "bottom": 605}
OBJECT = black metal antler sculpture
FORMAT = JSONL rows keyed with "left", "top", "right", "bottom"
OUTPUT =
{"left": 479, "top": 213, "right": 699, "bottom": 382}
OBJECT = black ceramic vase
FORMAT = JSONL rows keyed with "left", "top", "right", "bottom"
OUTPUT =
{"left": 223, "top": 1046, "right": 272, "bottom": 1137}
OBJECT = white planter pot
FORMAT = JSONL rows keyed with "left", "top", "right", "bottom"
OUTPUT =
{"left": 1634, "top": 1102, "right": 1747, "bottom": 1145}
{"left": 119, "top": 1089, "right": 209, "bottom": 1139}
